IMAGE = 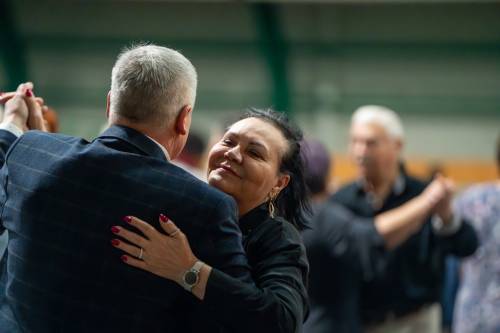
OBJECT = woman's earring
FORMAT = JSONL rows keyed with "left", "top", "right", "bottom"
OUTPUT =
{"left": 268, "top": 193, "right": 276, "bottom": 218}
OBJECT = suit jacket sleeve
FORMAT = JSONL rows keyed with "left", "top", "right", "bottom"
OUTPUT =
{"left": 202, "top": 197, "right": 252, "bottom": 282}
{"left": 0, "top": 129, "right": 18, "bottom": 166}
{"left": 0, "top": 129, "right": 19, "bottom": 233}
{"left": 200, "top": 221, "right": 309, "bottom": 333}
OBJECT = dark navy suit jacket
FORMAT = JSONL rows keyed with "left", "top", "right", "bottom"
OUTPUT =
{"left": 0, "top": 125, "right": 251, "bottom": 332}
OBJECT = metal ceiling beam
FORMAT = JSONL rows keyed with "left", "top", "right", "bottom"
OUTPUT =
{"left": 253, "top": 3, "right": 291, "bottom": 115}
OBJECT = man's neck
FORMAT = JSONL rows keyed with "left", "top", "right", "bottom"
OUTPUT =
{"left": 145, "top": 135, "right": 171, "bottom": 161}
{"left": 364, "top": 164, "right": 400, "bottom": 208}
{"left": 109, "top": 119, "right": 173, "bottom": 160}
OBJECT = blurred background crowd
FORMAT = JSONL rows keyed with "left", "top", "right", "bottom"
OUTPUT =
{"left": 0, "top": 1, "right": 498, "bottom": 333}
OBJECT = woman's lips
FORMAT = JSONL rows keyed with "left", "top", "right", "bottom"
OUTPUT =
{"left": 219, "top": 164, "right": 241, "bottom": 178}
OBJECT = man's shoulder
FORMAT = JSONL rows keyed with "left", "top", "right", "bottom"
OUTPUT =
{"left": 331, "top": 181, "right": 359, "bottom": 203}
{"left": 170, "top": 168, "right": 235, "bottom": 210}
{"left": 14, "top": 130, "right": 85, "bottom": 152}
{"left": 5, "top": 131, "right": 87, "bottom": 164}
{"left": 20, "top": 130, "right": 77, "bottom": 142}
{"left": 136, "top": 163, "right": 238, "bottom": 226}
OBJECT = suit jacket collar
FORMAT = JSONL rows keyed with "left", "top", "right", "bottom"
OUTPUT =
{"left": 98, "top": 125, "right": 169, "bottom": 162}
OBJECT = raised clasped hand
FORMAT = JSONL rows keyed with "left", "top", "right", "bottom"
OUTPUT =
{"left": 0, "top": 82, "right": 48, "bottom": 132}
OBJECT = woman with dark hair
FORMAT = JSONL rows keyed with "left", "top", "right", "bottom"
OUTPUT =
{"left": 111, "top": 108, "right": 310, "bottom": 332}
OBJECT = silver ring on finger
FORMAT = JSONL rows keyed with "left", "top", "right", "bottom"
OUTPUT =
{"left": 138, "top": 247, "right": 144, "bottom": 260}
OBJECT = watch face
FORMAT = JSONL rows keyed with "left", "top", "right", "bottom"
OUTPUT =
{"left": 184, "top": 271, "right": 198, "bottom": 285}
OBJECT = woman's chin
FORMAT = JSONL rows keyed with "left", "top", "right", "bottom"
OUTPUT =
{"left": 208, "top": 174, "right": 230, "bottom": 192}
{"left": 210, "top": 179, "right": 241, "bottom": 204}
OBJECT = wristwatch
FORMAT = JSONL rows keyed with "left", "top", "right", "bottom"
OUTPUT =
{"left": 431, "top": 214, "right": 462, "bottom": 236}
{"left": 181, "top": 261, "right": 204, "bottom": 291}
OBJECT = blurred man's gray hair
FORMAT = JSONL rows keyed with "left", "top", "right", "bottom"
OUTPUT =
{"left": 351, "top": 105, "right": 404, "bottom": 140}
{"left": 110, "top": 44, "right": 197, "bottom": 127}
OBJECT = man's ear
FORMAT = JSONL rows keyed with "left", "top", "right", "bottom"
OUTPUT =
{"left": 106, "top": 91, "right": 111, "bottom": 119}
{"left": 175, "top": 105, "right": 192, "bottom": 135}
{"left": 395, "top": 138, "right": 404, "bottom": 153}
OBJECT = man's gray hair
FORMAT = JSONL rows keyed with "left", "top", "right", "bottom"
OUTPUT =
{"left": 110, "top": 44, "right": 197, "bottom": 126}
{"left": 351, "top": 105, "right": 405, "bottom": 140}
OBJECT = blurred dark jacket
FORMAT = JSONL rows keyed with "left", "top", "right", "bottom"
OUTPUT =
{"left": 306, "top": 168, "right": 477, "bottom": 333}
{"left": 303, "top": 202, "right": 385, "bottom": 333}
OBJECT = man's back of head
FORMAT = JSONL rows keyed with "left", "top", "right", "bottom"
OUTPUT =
{"left": 108, "top": 44, "right": 198, "bottom": 158}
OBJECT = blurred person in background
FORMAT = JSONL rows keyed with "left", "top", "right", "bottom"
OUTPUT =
{"left": 303, "top": 152, "right": 470, "bottom": 332}
{"left": 0, "top": 102, "right": 4, "bottom": 257}
{"left": 307, "top": 105, "right": 478, "bottom": 333}
{"left": 452, "top": 134, "right": 500, "bottom": 333}
{"left": 43, "top": 106, "right": 59, "bottom": 133}
{"left": 426, "top": 163, "right": 462, "bottom": 333}
{"left": 173, "top": 130, "right": 207, "bottom": 180}
{"left": 304, "top": 175, "right": 462, "bottom": 333}
{"left": 300, "top": 139, "right": 333, "bottom": 207}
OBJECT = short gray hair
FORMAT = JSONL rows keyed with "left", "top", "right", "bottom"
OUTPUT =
{"left": 351, "top": 105, "right": 405, "bottom": 140}
{"left": 110, "top": 44, "right": 197, "bottom": 126}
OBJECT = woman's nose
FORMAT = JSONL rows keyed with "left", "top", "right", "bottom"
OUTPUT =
{"left": 224, "top": 146, "right": 242, "bottom": 163}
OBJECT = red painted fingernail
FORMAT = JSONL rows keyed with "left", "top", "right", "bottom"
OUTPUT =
{"left": 111, "top": 226, "right": 120, "bottom": 234}
{"left": 111, "top": 239, "right": 120, "bottom": 246}
{"left": 159, "top": 214, "right": 169, "bottom": 223}
{"left": 123, "top": 216, "right": 132, "bottom": 223}
{"left": 121, "top": 255, "right": 128, "bottom": 262}
{"left": 25, "top": 89, "right": 32, "bottom": 97}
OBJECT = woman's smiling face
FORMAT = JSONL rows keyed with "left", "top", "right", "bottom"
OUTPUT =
{"left": 207, "top": 117, "right": 290, "bottom": 216}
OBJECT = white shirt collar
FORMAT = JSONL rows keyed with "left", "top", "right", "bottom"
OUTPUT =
{"left": 146, "top": 135, "right": 171, "bottom": 161}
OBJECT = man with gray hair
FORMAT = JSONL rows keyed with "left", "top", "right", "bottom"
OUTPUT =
{"left": 304, "top": 105, "right": 478, "bottom": 333}
{"left": 335, "top": 105, "right": 477, "bottom": 332}
{"left": 0, "top": 44, "right": 250, "bottom": 332}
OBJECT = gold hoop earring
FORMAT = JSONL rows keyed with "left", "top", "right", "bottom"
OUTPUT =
{"left": 268, "top": 193, "right": 277, "bottom": 218}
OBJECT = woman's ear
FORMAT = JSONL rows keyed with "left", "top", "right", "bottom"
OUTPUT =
{"left": 175, "top": 105, "right": 192, "bottom": 135}
{"left": 273, "top": 173, "right": 291, "bottom": 196}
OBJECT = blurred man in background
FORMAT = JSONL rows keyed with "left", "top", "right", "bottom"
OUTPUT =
{"left": 173, "top": 130, "right": 207, "bottom": 180}
{"left": 328, "top": 105, "right": 478, "bottom": 333}
{"left": 304, "top": 106, "right": 479, "bottom": 333}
